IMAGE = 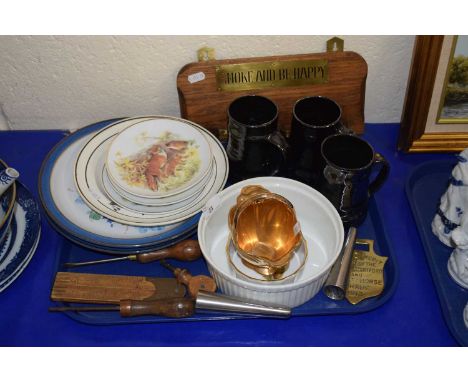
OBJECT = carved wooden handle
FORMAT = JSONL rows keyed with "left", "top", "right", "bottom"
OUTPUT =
{"left": 119, "top": 298, "right": 195, "bottom": 318}
{"left": 136, "top": 240, "right": 201, "bottom": 263}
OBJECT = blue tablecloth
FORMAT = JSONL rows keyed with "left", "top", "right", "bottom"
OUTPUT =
{"left": 0, "top": 123, "right": 459, "bottom": 346}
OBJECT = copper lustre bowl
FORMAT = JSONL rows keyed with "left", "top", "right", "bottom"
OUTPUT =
{"left": 228, "top": 186, "right": 302, "bottom": 278}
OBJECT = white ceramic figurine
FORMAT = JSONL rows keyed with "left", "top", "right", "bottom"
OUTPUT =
{"left": 448, "top": 220, "right": 468, "bottom": 289}
{"left": 464, "top": 302, "right": 468, "bottom": 328}
{"left": 432, "top": 149, "right": 468, "bottom": 247}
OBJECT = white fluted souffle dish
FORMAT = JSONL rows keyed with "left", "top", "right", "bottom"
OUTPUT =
{"left": 198, "top": 177, "right": 344, "bottom": 308}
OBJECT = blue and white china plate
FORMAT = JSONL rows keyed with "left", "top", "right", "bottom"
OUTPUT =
{"left": 0, "top": 181, "right": 41, "bottom": 293}
{"left": 39, "top": 117, "right": 227, "bottom": 250}
{"left": 0, "top": 160, "right": 16, "bottom": 245}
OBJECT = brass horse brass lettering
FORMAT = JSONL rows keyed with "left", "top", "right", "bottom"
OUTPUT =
{"left": 216, "top": 60, "right": 329, "bottom": 91}
{"left": 345, "top": 239, "right": 387, "bottom": 305}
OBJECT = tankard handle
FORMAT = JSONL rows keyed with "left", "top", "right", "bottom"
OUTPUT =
{"left": 336, "top": 122, "right": 355, "bottom": 135}
{"left": 368, "top": 153, "right": 390, "bottom": 195}
{"left": 264, "top": 130, "right": 289, "bottom": 175}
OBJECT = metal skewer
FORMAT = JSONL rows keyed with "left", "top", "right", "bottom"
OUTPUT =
{"left": 64, "top": 240, "right": 201, "bottom": 268}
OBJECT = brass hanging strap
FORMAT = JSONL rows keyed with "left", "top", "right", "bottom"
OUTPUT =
{"left": 197, "top": 47, "right": 216, "bottom": 62}
{"left": 326, "top": 37, "right": 344, "bottom": 52}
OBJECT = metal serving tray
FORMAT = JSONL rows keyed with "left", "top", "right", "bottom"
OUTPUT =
{"left": 49, "top": 195, "right": 398, "bottom": 325}
{"left": 406, "top": 160, "right": 468, "bottom": 346}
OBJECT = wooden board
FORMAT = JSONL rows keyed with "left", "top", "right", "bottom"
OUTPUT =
{"left": 51, "top": 272, "right": 186, "bottom": 304}
{"left": 177, "top": 51, "right": 367, "bottom": 137}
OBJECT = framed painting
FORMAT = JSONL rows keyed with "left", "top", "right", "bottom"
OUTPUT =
{"left": 437, "top": 36, "right": 468, "bottom": 124}
{"left": 399, "top": 35, "right": 468, "bottom": 152}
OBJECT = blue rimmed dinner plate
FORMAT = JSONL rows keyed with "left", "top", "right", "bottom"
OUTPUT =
{"left": 0, "top": 181, "right": 41, "bottom": 292}
{"left": 47, "top": 215, "right": 197, "bottom": 255}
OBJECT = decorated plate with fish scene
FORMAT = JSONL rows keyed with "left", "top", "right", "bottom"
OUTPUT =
{"left": 74, "top": 117, "right": 227, "bottom": 226}
{"left": 106, "top": 118, "right": 212, "bottom": 199}
{"left": 39, "top": 118, "right": 202, "bottom": 249}
{"left": 103, "top": 157, "right": 212, "bottom": 207}
{"left": 101, "top": 161, "right": 212, "bottom": 213}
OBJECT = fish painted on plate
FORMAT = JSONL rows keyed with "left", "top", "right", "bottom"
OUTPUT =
{"left": 115, "top": 131, "right": 201, "bottom": 192}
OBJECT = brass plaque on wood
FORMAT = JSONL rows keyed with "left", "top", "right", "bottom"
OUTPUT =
{"left": 177, "top": 50, "right": 367, "bottom": 134}
{"left": 215, "top": 60, "right": 329, "bottom": 92}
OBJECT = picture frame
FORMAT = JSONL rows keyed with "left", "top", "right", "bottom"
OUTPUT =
{"left": 437, "top": 36, "right": 468, "bottom": 124}
{"left": 398, "top": 35, "right": 468, "bottom": 152}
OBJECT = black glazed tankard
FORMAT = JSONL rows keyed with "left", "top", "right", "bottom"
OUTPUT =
{"left": 226, "top": 95, "right": 288, "bottom": 182}
{"left": 318, "top": 134, "right": 390, "bottom": 227}
{"left": 288, "top": 96, "right": 348, "bottom": 187}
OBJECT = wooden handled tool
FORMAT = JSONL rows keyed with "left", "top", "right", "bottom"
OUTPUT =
{"left": 49, "top": 298, "right": 195, "bottom": 318}
{"left": 51, "top": 272, "right": 186, "bottom": 304}
{"left": 49, "top": 291, "right": 291, "bottom": 318}
{"left": 64, "top": 240, "right": 201, "bottom": 268}
{"left": 160, "top": 260, "right": 217, "bottom": 297}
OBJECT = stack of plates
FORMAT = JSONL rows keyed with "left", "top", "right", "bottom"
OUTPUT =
{"left": 0, "top": 160, "right": 41, "bottom": 293}
{"left": 39, "top": 116, "right": 228, "bottom": 255}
